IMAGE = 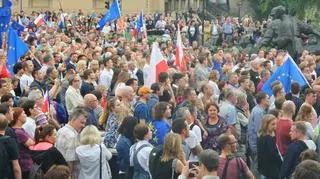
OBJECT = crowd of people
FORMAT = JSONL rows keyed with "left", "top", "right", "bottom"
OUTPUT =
{"left": 0, "top": 8, "right": 320, "bottom": 179}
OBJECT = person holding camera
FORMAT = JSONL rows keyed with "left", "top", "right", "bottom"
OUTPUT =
{"left": 177, "top": 149, "right": 220, "bottom": 179}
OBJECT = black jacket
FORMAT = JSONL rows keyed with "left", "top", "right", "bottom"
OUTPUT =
{"left": 278, "top": 140, "right": 308, "bottom": 179}
{"left": 31, "top": 146, "right": 68, "bottom": 173}
{"left": 257, "top": 135, "right": 282, "bottom": 179}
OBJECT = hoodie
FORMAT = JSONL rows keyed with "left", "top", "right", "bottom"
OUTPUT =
{"left": 76, "top": 144, "right": 112, "bottom": 179}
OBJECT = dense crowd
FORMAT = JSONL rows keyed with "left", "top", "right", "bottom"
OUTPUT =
{"left": 0, "top": 9, "right": 320, "bottom": 179}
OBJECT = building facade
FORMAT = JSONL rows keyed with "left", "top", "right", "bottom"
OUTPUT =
{"left": 11, "top": 0, "right": 165, "bottom": 14}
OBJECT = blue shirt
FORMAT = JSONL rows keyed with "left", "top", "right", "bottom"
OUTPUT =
{"left": 212, "top": 61, "right": 223, "bottom": 78}
{"left": 85, "top": 108, "right": 99, "bottom": 129}
{"left": 134, "top": 101, "right": 150, "bottom": 123}
{"left": 219, "top": 100, "right": 237, "bottom": 125}
{"left": 149, "top": 119, "right": 171, "bottom": 147}
{"left": 248, "top": 105, "right": 266, "bottom": 153}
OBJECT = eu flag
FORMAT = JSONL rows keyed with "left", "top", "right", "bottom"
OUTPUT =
{"left": 7, "top": 27, "right": 29, "bottom": 74}
{"left": 0, "top": 0, "right": 12, "bottom": 33}
{"left": 97, "top": 0, "right": 121, "bottom": 31}
{"left": 11, "top": 20, "right": 25, "bottom": 35}
{"left": 262, "top": 55, "right": 309, "bottom": 96}
{"left": 136, "top": 12, "right": 144, "bottom": 33}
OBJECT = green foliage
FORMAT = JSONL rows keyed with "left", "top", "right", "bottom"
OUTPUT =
{"left": 248, "top": 0, "right": 320, "bottom": 20}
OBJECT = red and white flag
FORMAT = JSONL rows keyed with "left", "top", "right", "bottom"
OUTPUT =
{"left": 175, "top": 24, "right": 187, "bottom": 72}
{"left": 144, "top": 43, "right": 169, "bottom": 87}
{"left": 41, "top": 90, "right": 50, "bottom": 113}
{"left": 133, "top": 12, "right": 147, "bottom": 41}
{"left": 34, "top": 14, "right": 45, "bottom": 27}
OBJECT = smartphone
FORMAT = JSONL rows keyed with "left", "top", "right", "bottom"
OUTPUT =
{"left": 188, "top": 161, "right": 199, "bottom": 177}
{"left": 189, "top": 161, "right": 199, "bottom": 169}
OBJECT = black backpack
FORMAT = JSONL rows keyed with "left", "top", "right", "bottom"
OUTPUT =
{"left": 148, "top": 147, "right": 163, "bottom": 179}
{"left": 0, "top": 136, "right": 11, "bottom": 179}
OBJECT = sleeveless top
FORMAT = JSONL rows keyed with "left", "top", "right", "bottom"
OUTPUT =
{"left": 154, "top": 158, "right": 179, "bottom": 179}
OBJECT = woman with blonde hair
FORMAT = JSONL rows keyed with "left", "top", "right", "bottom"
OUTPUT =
{"left": 257, "top": 114, "right": 282, "bottom": 179}
{"left": 150, "top": 133, "right": 185, "bottom": 179}
{"left": 76, "top": 125, "right": 112, "bottom": 179}
{"left": 103, "top": 98, "right": 122, "bottom": 147}
{"left": 296, "top": 104, "right": 315, "bottom": 140}
{"left": 76, "top": 59, "right": 87, "bottom": 78}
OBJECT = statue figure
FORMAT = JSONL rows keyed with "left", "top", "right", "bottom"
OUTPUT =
{"left": 261, "top": 6, "right": 320, "bottom": 58}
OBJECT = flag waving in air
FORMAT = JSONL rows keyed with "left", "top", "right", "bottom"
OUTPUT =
{"left": 58, "top": 13, "right": 65, "bottom": 29}
{"left": 97, "top": 0, "right": 121, "bottom": 31}
{"left": 262, "top": 55, "right": 309, "bottom": 96}
{"left": 144, "top": 43, "right": 169, "bottom": 87}
{"left": 42, "top": 90, "right": 50, "bottom": 113}
{"left": 176, "top": 24, "right": 187, "bottom": 72}
{"left": 34, "top": 14, "right": 45, "bottom": 27}
{"left": 7, "top": 27, "right": 29, "bottom": 74}
{"left": 133, "top": 12, "right": 147, "bottom": 41}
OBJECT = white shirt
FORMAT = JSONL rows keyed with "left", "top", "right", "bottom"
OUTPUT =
{"left": 185, "top": 131, "right": 200, "bottom": 161}
{"left": 20, "top": 74, "right": 34, "bottom": 93}
{"left": 55, "top": 124, "right": 80, "bottom": 162}
{"left": 65, "top": 86, "right": 84, "bottom": 114}
{"left": 22, "top": 117, "right": 36, "bottom": 139}
{"left": 129, "top": 140, "right": 153, "bottom": 173}
{"left": 99, "top": 68, "right": 114, "bottom": 89}
{"left": 189, "top": 123, "right": 202, "bottom": 142}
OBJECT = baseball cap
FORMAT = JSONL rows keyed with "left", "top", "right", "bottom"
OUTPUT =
{"left": 138, "top": 86, "right": 153, "bottom": 96}
{"left": 151, "top": 83, "right": 161, "bottom": 92}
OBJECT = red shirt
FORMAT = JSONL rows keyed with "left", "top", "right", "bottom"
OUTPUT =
{"left": 0, "top": 65, "right": 11, "bottom": 79}
{"left": 256, "top": 79, "right": 266, "bottom": 92}
{"left": 276, "top": 118, "right": 293, "bottom": 155}
{"left": 218, "top": 156, "right": 249, "bottom": 179}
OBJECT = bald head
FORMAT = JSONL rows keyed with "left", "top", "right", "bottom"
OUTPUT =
{"left": 115, "top": 86, "right": 135, "bottom": 101}
{"left": 84, "top": 94, "right": 98, "bottom": 109}
{"left": 282, "top": 100, "right": 296, "bottom": 116}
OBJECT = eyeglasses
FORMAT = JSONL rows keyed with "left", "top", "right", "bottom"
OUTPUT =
{"left": 228, "top": 141, "right": 238, "bottom": 145}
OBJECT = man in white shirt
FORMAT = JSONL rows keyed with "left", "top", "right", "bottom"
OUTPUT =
{"left": 21, "top": 100, "right": 39, "bottom": 139}
{"left": 155, "top": 15, "right": 166, "bottom": 31}
{"left": 65, "top": 75, "right": 84, "bottom": 114}
{"left": 56, "top": 108, "right": 87, "bottom": 179}
{"left": 20, "top": 60, "right": 34, "bottom": 95}
{"left": 99, "top": 58, "right": 114, "bottom": 89}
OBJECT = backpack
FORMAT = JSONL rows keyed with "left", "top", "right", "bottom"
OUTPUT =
{"left": 149, "top": 147, "right": 163, "bottom": 179}
{"left": 54, "top": 101, "right": 68, "bottom": 124}
{"left": 0, "top": 136, "right": 11, "bottom": 179}
{"left": 29, "top": 162, "right": 44, "bottom": 179}
{"left": 221, "top": 155, "right": 247, "bottom": 179}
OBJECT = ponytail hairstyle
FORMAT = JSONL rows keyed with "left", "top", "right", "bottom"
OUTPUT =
{"left": 34, "top": 124, "right": 56, "bottom": 144}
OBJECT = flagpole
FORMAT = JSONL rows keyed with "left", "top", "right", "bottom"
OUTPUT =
{"left": 1, "top": 32, "right": 7, "bottom": 71}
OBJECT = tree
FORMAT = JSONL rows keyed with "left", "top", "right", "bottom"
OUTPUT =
{"left": 248, "top": 0, "right": 320, "bottom": 20}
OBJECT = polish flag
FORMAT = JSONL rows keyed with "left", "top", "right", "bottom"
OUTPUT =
{"left": 34, "top": 14, "right": 45, "bottom": 27}
{"left": 175, "top": 24, "right": 186, "bottom": 72}
{"left": 144, "top": 43, "right": 169, "bottom": 87}
{"left": 41, "top": 90, "right": 50, "bottom": 113}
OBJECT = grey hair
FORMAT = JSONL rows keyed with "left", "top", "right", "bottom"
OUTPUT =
{"left": 28, "top": 89, "right": 43, "bottom": 101}
{"left": 235, "top": 90, "right": 247, "bottom": 106}
{"left": 69, "top": 107, "right": 88, "bottom": 121}
{"left": 175, "top": 107, "right": 189, "bottom": 120}
{"left": 199, "top": 149, "right": 219, "bottom": 172}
